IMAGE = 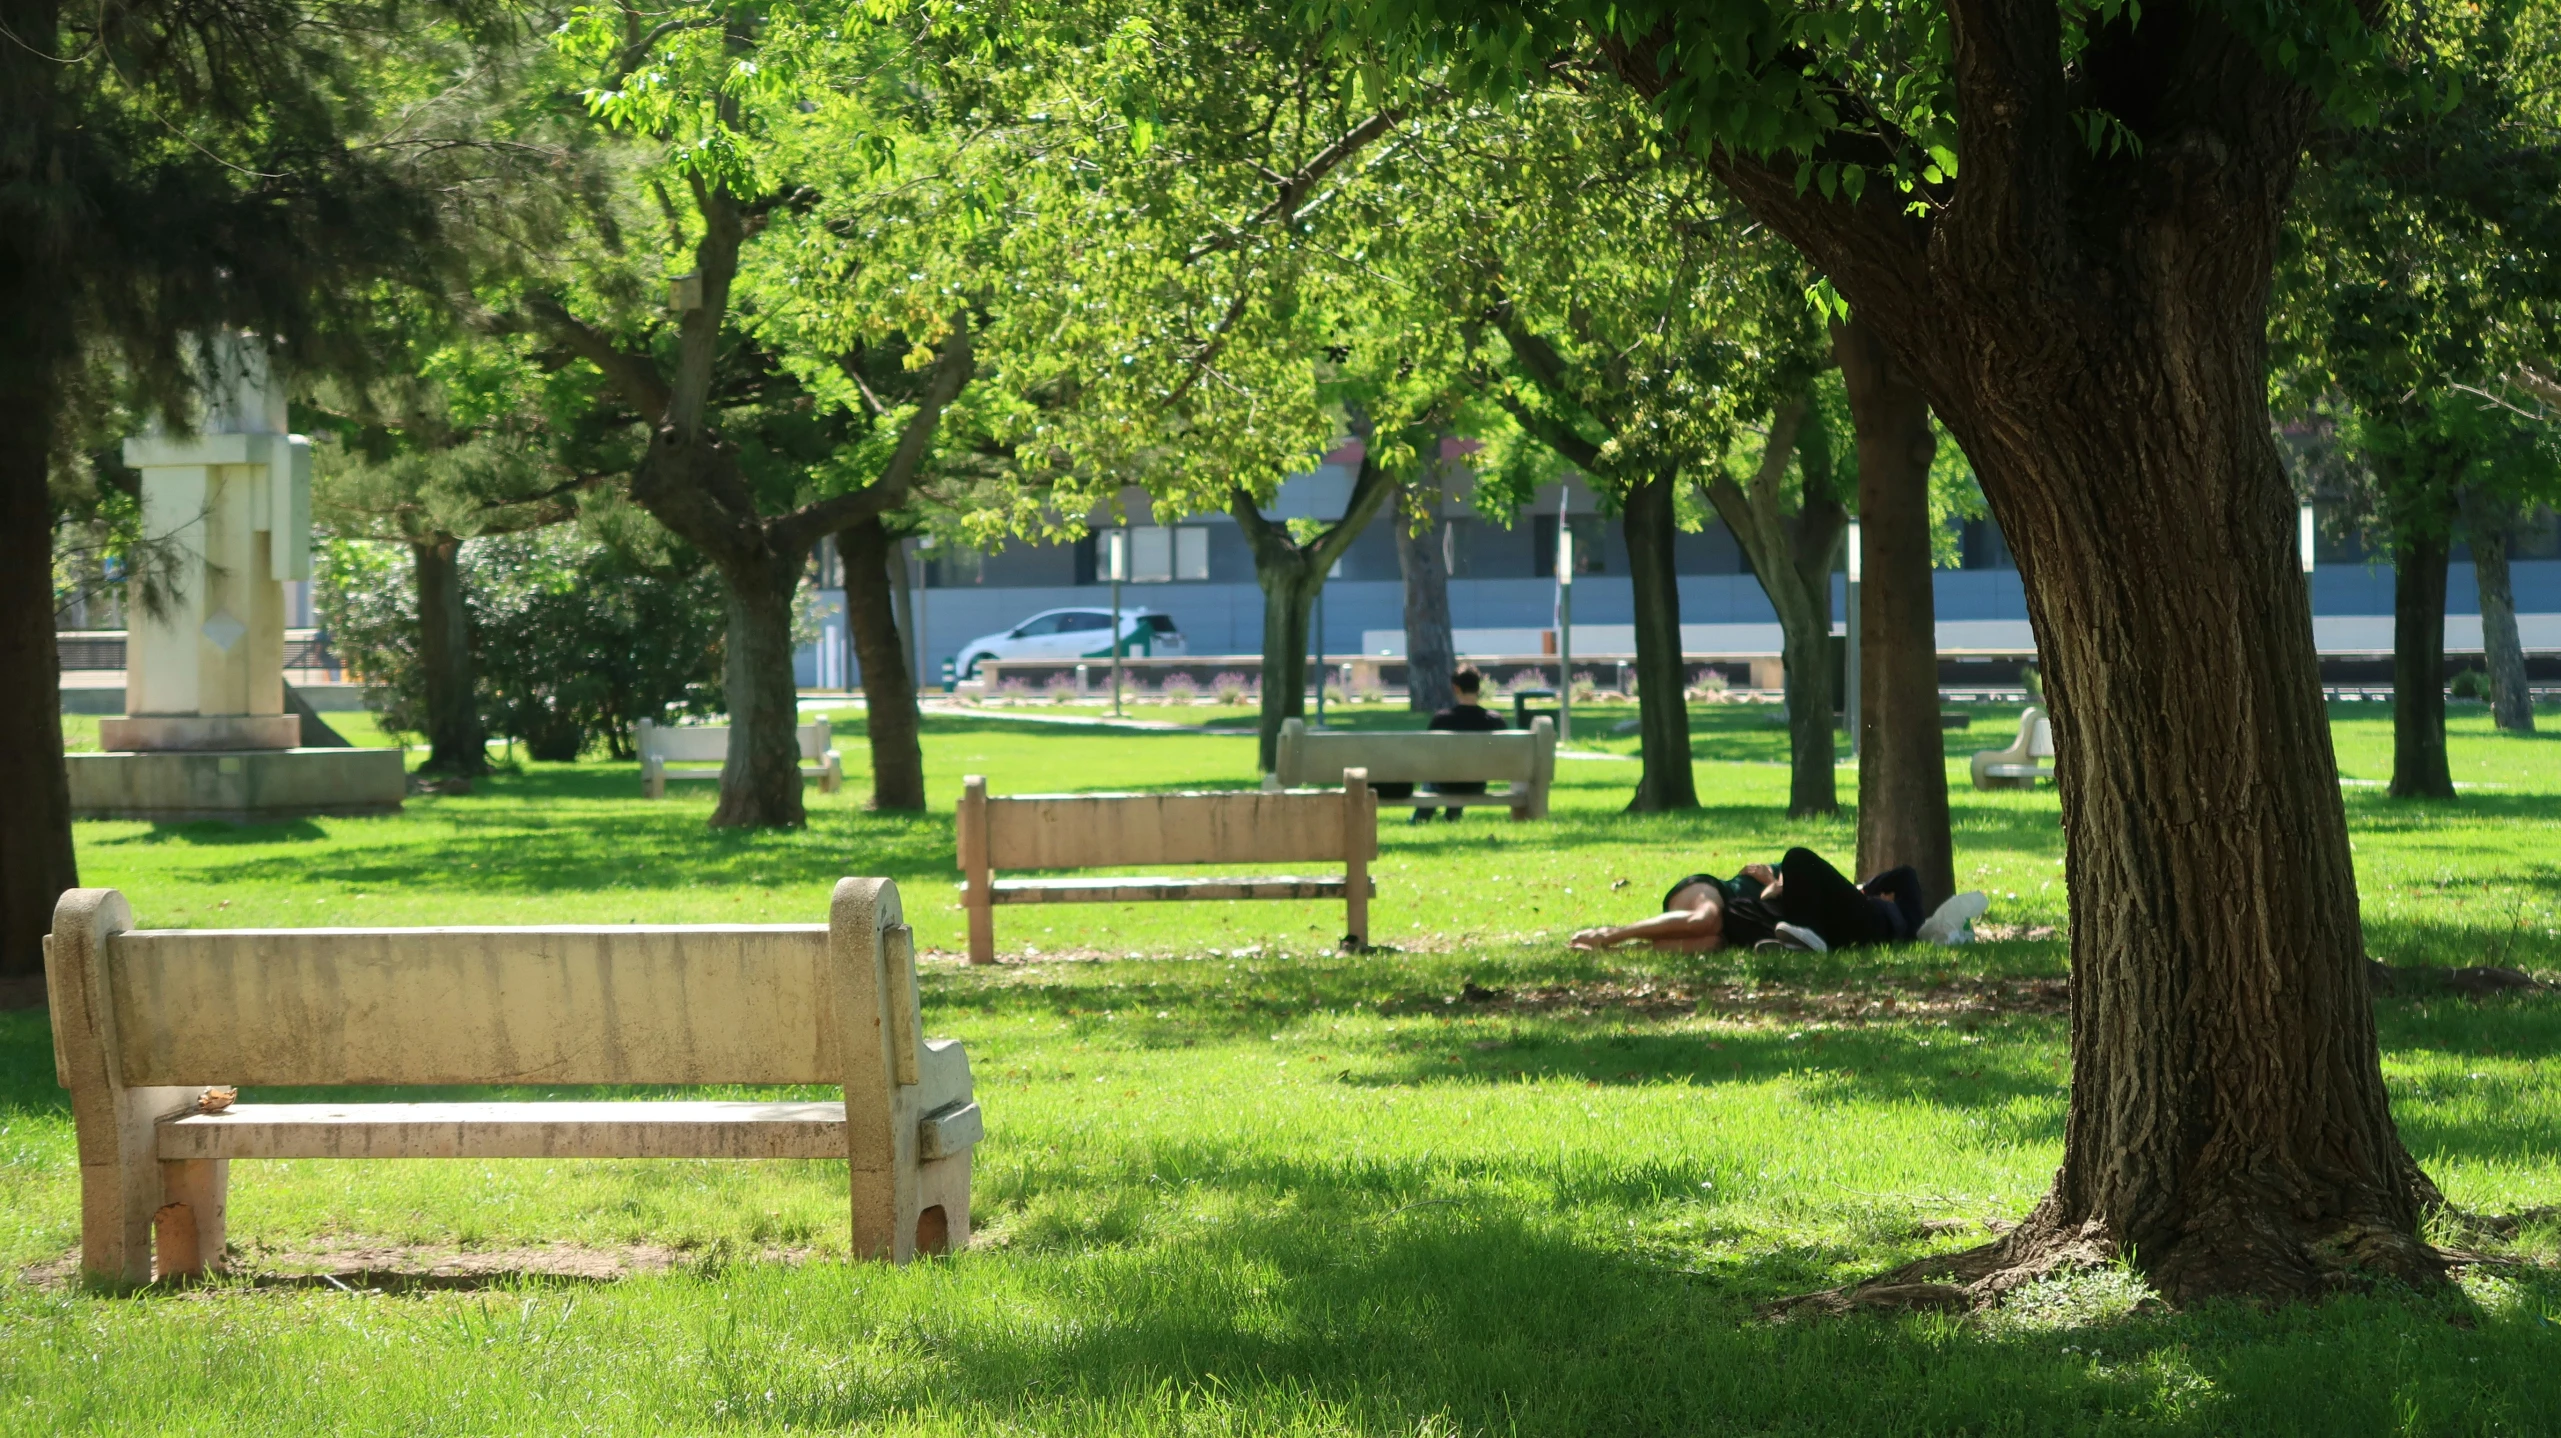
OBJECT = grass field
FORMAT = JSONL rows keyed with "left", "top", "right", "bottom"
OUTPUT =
{"left": 6, "top": 702, "right": 2559, "bottom": 1434}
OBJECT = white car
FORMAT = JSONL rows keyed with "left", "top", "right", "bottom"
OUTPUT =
{"left": 956, "top": 608, "right": 1185, "bottom": 677}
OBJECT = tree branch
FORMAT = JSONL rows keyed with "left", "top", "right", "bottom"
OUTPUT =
{"left": 520, "top": 295, "right": 675, "bottom": 422}
{"left": 1181, "top": 108, "right": 1409, "bottom": 266}
{"left": 777, "top": 319, "right": 979, "bottom": 554}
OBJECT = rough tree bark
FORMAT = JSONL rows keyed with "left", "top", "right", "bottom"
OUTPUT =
{"left": 0, "top": 362, "right": 76, "bottom": 979}
{"left": 1232, "top": 420, "right": 1398, "bottom": 773}
{"left": 1835, "top": 317, "right": 1955, "bottom": 903}
{"left": 409, "top": 535, "right": 489, "bottom": 777}
{"left": 1394, "top": 478, "right": 1457, "bottom": 717}
{"left": 2390, "top": 525, "right": 2455, "bottom": 799}
{"left": 2464, "top": 492, "right": 2533, "bottom": 733}
{"left": 1620, "top": 467, "right": 1699, "bottom": 811}
{"left": 0, "top": 4, "right": 78, "bottom": 977}
{"left": 528, "top": 187, "right": 971, "bottom": 827}
{"left": 838, "top": 514, "right": 925, "bottom": 810}
{"left": 1699, "top": 394, "right": 1846, "bottom": 818}
{"left": 1608, "top": 1, "right": 2446, "bottom": 1302}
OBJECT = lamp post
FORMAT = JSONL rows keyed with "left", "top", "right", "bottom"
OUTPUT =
{"left": 1555, "top": 510, "right": 1575, "bottom": 743}
{"left": 1314, "top": 582, "right": 1328, "bottom": 726}
{"left": 1105, "top": 529, "right": 1127, "bottom": 717}
{"left": 1845, "top": 520, "right": 1862, "bottom": 760}
{"left": 912, "top": 535, "right": 936, "bottom": 695}
{"left": 2300, "top": 502, "right": 2319, "bottom": 682}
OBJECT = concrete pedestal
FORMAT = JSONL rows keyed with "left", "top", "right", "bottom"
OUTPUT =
{"left": 98, "top": 714, "right": 300, "bottom": 751}
{"left": 67, "top": 748, "right": 406, "bottom": 823}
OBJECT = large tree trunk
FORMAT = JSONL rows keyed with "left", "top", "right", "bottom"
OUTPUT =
{"left": 839, "top": 515, "right": 925, "bottom": 810}
{"left": 1835, "top": 317, "right": 1954, "bottom": 904}
{"left": 409, "top": 534, "right": 488, "bottom": 778}
{"left": 1702, "top": 395, "right": 1846, "bottom": 817}
{"left": 1232, "top": 431, "right": 1397, "bottom": 773}
{"left": 0, "top": 19, "right": 76, "bottom": 979}
{"left": 1394, "top": 482, "right": 1457, "bottom": 716}
{"left": 2465, "top": 494, "right": 2533, "bottom": 733}
{"left": 2390, "top": 527, "right": 2455, "bottom": 799}
{"left": 1251, "top": 559, "right": 1318, "bottom": 774}
{"left": 0, "top": 367, "right": 75, "bottom": 979}
{"left": 1684, "top": 6, "right": 2441, "bottom": 1304}
{"left": 1621, "top": 467, "right": 1697, "bottom": 811}
{"left": 709, "top": 549, "right": 813, "bottom": 829}
{"left": 1777, "top": 613, "right": 1838, "bottom": 818}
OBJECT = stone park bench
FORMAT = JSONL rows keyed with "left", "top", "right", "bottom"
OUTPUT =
{"left": 637, "top": 717, "right": 842, "bottom": 799}
{"left": 44, "top": 878, "right": 979, "bottom": 1285}
{"left": 957, "top": 772, "right": 1378, "bottom": 964}
{"left": 1272, "top": 716, "right": 1556, "bottom": 820}
{"left": 1971, "top": 705, "right": 2056, "bottom": 790}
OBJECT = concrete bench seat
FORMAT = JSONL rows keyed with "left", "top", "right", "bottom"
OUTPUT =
{"left": 957, "top": 774, "right": 1379, "bottom": 962}
{"left": 1273, "top": 717, "right": 1555, "bottom": 819}
{"left": 988, "top": 876, "right": 1364, "bottom": 904}
{"left": 46, "top": 877, "right": 976, "bottom": 1285}
{"left": 1970, "top": 706, "right": 2056, "bottom": 790}
{"left": 160, "top": 1095, "right": 984, "bottom": 1162}
{"left": 638, "top": 718, "right": 841, "bottom": 799}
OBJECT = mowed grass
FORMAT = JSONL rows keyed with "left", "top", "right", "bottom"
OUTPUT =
{"left": 2, "top": 702, "right": 2557, "bottom": 1434}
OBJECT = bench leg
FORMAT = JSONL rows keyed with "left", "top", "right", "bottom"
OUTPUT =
{"left": 153, "top": 1158, "right": 228, "bottom": 1280}
{"left": 915, "top": 1152, "right": 971, "bottom": 1255}
{"left": 966, "top": 900, "right": 995, "bottom": 965}
{"left": 82, "top": 1086, "right": 194, "bottom": 1286}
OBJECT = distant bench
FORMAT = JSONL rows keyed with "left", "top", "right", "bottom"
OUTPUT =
{"left": 957, "top": 773, "right": 1378, "bottom": 964}
{"left": 1970, "top": 706, "right": 2056, "bottom": 790}
{"left": 637, "top": 718, "right": 842, "bottom": 799}
{"left": 1272, "top": 716, "right": 1555, "bottom": 820}
{"left": 45, "top": 878, "right": 978, "bottom": 1285}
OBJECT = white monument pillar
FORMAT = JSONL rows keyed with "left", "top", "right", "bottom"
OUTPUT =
{"left": 101, "top": 337, "right": 312, "bottom": 753}
{"left": 68, "top": 335, "right": 406, "bottom": 821}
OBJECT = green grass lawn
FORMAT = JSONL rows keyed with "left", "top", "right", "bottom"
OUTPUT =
{"left": 5, "top": 703, "right": 2559, "bottom": 1433}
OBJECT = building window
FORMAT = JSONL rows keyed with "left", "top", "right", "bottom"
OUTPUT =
{"left": 1108, "top": 525, "right": 1212, "bottom": 582}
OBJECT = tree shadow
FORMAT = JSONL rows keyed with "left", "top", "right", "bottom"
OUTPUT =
{"left": 727, "top": 1155, "right": 2561, "bottom": 1436}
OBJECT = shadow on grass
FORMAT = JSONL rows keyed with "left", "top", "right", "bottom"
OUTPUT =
{"left": 717, "top": 1170, "right": 2561, "bottom": 1437}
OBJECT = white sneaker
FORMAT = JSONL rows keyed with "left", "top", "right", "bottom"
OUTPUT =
{"left": 1917, "top": 891, "right": 1991, "bottom": 946}
{"left": 1771, "top": 922, "right": 1829, "bottom": 953}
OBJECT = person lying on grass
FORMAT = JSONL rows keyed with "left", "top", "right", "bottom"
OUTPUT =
{"left": 1570, "top": 847, "right": 1984, "bottom": 953}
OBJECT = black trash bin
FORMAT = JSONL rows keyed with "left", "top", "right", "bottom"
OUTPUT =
{"left": 1512, "top": 688, "right": 1560, "bottom": 731}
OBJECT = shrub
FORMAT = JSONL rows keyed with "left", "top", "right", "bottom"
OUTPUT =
{"left": 996, "top": 676, "right": 1032, "bottom": 699}
{"left": 1686, "top": 667, "right": 1732, "bottom": 701}
{"left": 1212, "top": 672, "right": 1251, "bottom": 705}
{"left": 2450, "top": 668, "right": 2490, "bottom": 700}
{"left": 1043, "top": 671, "right": 1080, "bottom": 701}
{"left": 319, "top": 528, "right": 726, "bottom": 761}
{"left": 1162, "top": 672, "right": 1201, "bottom": 702}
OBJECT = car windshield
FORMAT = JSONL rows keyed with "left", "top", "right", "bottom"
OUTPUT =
{"left": 1143, "top": 615, "right": 1179, "bottom": 633}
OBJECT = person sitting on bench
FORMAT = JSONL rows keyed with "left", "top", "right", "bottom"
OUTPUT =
{"left": 1372, "top": 667, "right": 1508, "bottom": 824}
{"left": 1568, "top": 847, "right": 1933, "bottom": 953}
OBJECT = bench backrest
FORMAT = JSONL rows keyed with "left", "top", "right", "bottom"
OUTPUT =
{"left": 2015, "top": 706, "right": 2054, "bottom": 760}
{"left": 961, "top": 782, "right": 1378, "bottom": 872}
{"left": 48, "top": 882, "right": 919, "bottom": 1091}
{"left": 638, "top": 718, "right": 831, "bottom": 764}
{"left": 1273, "top": 716, "right": 1552, "bottom": 787}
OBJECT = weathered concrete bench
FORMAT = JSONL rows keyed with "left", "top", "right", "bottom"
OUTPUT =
{"left": 1272, "top": 716, "right": 1556, "bottom": 820}
{"left": 637, "top": 718, "right": 841, "bottom": 799}
{"left": 957, "top": 772, "right": 1377, "bottom": 963}
{"left": 45, "top": 878, "right": 977, "bottom": 1285}
{"left": 1971, "top": 706, "right": 2056, "bottom": 790}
